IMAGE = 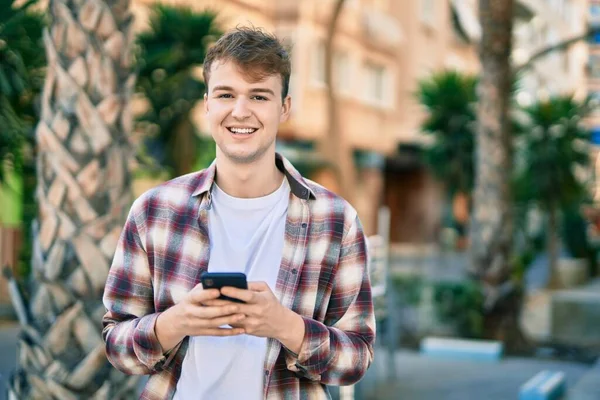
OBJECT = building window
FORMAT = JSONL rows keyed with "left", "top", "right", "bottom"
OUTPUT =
{"left": 312, "top": 40, "right": 326, "bottom": 85}
{"left": 364, "top": 62, "right": 389, "bottom": 106}
{"left": 420, "top": 0, "right": 436, "bottom": 27}
{"left": 312, "top": 40, "right": 352, "bottom": 93}
{"left": 334, "top": 52, "right": 351, "bottom": 94}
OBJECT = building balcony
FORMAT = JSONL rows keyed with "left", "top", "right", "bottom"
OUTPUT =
{"left": 360, "top": 8, "right": 404, "bottom": 51}
{"left": 310, "top": 1, "right": 403, "bottom": 54}
{"left": 450, "top": 0, "right": 481, "bottom": 44}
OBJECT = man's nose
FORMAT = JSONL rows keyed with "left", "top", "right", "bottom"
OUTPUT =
{"left": 231, "top": 98, "right": 251, "bottom": 120}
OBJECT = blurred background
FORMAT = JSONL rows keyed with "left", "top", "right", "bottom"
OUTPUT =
{"left": 1, "top": 0, "right": 600, "bottom": 399}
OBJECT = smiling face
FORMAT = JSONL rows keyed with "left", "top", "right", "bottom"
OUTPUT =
{"left": 204, "top": 60, "right": 291, "bottom": 165}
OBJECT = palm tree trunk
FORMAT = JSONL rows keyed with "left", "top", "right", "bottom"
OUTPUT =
{"left": 9, "top": 0, "right": 139, "bottom": 398}
{"left": 469, "top": 0, "right": 528, "bottom": 352}
{"left": 470, "top": 0, "right": 514, "bottom": 284}
{"left": 320, "top": 0, "right": 356, "bottom": 201}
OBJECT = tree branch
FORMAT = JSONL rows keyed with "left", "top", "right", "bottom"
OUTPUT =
{"left": 514, "top": 26, "right": 600, "bottom": 74}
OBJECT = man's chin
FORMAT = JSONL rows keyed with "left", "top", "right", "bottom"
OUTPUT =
{"left": 222, "top": 149, "right": 264, "bottom": 165}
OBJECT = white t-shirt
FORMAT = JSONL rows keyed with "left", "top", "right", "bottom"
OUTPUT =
{"left": 173, "top": 178, "right": 290, "bottom": 400}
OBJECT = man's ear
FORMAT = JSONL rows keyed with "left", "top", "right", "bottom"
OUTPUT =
{"left": 204, "top": 93, "right": 209, "bottom": 114}
{"left": 280, "top": 95, "right": 291, "bottom": 123}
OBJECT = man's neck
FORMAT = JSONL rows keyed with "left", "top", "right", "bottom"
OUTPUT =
{"left": 214, "top": 152, "right": 284, "bottom": 199}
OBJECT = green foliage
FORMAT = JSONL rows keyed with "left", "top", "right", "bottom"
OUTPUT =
{"left": 192, "top": 135, "right": 217, "bottom": 171}
{"left": 392, "top": 274, "right": 424, "bottom": 306}
{"left": 0, "top": 167, "right": 22, "bottom": 225}
{"left": 0, "top": 96, "right": 25, "bottom": 182}
{"left": 562, "top": 206, "right": 590, "bottom": 258}
{"left": 0, "top": 0, "right": 45, "bottom": 184}
{"left": 416, "top": 70, "right": 478, "bottom": 195}
{"left": 432, "top": 280, "right": 483, "bottom": 339}
{"left": 392, "top": 275, "right": 484, "bottom": 338}
{"left": 514, "top": 95, "right": 591, "bottom": 212}
{"left": 136, "top": 5, "right": 221, "bottom": 177}
{"left": 562, "top": 206, "right": 595, "bottom": 278}
{"left": 0, "top": 0, "right": 45, "bottom": 280}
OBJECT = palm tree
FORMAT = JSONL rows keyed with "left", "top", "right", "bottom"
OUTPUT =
{"left": 8, "top": 0, "right": 139, "bottom": 397}
{"left": 514, "top": 95, "right": 592, "bottom": 283}
{"left": 417, "top": 71, "right": 478, "bottom": 196}
{"left": 417, "top": 70, "right": 477, "bottom": 244}
{"left": 468, "top": 0, "right": 521, "bottom": 347}
{"left": 136, "top": 5, "right": 220, "bottom": 178}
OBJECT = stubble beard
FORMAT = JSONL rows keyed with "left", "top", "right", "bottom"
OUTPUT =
{"left": 222, "top": 138, "right": 275, "bottom": 165}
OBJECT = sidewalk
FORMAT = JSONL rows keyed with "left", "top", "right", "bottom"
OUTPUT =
{"left": 362, "top": 349, "right": 591, "bottom": 400}
{"left": 0, "top": 320, "right": 597, "bottom": 399}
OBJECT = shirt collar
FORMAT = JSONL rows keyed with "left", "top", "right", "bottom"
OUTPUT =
{"left": 191, "top": 152, "right": 316, "bottom": 200}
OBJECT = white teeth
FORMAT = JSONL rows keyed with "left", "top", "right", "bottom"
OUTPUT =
{"left": 229, "top": 128, "right": 256, "bottom": 134}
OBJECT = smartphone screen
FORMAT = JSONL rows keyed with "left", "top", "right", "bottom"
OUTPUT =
{"left": 200, "top": 272, "right": 248, "bottom": 303}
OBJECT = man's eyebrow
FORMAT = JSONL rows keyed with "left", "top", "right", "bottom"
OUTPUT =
{"left": 249, "top": 88, "right": 275, "bottom": 96}
{"left": 212, "top": 85, "right": 234, "bottom": 92}
{"left": 212, "top": 85, "right": 275, "bottom": 96}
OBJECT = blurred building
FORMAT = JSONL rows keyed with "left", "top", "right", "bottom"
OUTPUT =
{"left": 130, "top": 0, "right": 593, "bottom": 242}
{"left": 589, "top": 1, "right": 600, "bottom": 148}
{"left": 512, "top": 0, "right": 590, "bottom": 106}
{"left": 131, "top": 0, "right": 481, "bottom": 238}
{"left": 586, "top": 0, "right": 600, "bottom": 240}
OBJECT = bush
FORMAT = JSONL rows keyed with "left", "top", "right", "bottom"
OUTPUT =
{"left": 432, "top": 280, "right": 483, "bottom": 338}
{"left": 392, "top": 275, "right": 484, "bottom": 339}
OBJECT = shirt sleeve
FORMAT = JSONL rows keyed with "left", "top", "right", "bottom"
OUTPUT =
{"left": 101, "top": 196, "right": 180, "bottom": 375}
{"left": 284, "top": 213, "right": 376, "bottom": 385}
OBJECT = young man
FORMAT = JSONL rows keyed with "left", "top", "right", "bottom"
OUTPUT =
{"left": 102, "top": 27, "right": 375, "bottom": 400}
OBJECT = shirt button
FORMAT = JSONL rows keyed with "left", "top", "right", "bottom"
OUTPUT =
{"left": 264, "top": 370, "right": 269, "bottom": 376}
{"left": 291, "top": 269, "right": 298, "bottom": 275}
{"left": 301, "top": 223, "right": 307, "bottom": 229}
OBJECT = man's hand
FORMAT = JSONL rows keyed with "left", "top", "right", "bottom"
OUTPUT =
{"left": 155, "top": 284, "right": 246, "bottom": 352}
{"left": 218, "top": 282, "right": 306, "bottom": 354}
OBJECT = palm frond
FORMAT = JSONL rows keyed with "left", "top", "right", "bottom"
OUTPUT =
{"left": 0, "top": 0, "right": 45, "bottom": 184}
{"left": 135, "top": 5, "right": 222, "bottom": 177}
{"left": 415, "top": 69, "right": 478, "bottom": 194}
{"left": 515, "top": 95, "right": 592, "bottom": 210}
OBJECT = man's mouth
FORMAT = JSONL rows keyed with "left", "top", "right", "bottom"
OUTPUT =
{"left": 227, "top": 127, "right": 258, "bottom": 134}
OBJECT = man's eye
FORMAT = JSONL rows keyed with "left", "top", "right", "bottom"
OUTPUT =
{"left": 252, "top": 96, "right": 268, "bottom": 101}
{"left": 217, "top": 94, "right": 233, "bottom": 99}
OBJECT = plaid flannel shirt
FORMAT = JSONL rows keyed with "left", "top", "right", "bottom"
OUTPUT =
{"left": 102, "top": 153, "right": 376, "bottom": 399}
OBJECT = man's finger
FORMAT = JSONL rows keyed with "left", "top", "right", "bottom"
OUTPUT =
{"left": 196, "top": 304, "right": 240, "bottom": 319}
{"left": 190, "top": 288, "right": 220, "bottom": 304}
{"left": 235, "top": 304, "right": 261, "bottom": 318}
{"left": 248, "top": 281, "right": 269, "bottom": 292}
{"left": 201, "top": 313, "right": 246, "bottom": 328}
{"left": 195, "top": 327, "right": 245, "bottom": 336}
{"left": 201, "top": 299, "right": 237, "bottom": 307}
{"left": 220, "top": 287, "right": 255, "bottom": 303}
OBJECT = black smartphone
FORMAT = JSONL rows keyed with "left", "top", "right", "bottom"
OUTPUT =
{"left": 200, "top": 272, "right": 248, "bottom": 303}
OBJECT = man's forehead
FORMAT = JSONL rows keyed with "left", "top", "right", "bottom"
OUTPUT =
{"left": 209, "top": 60, "right": 282, "bottom": 89}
